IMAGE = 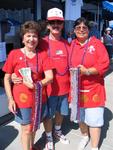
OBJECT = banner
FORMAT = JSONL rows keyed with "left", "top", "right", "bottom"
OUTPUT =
{"left": 65, "top": 0, "right": 83, "bottom": 21}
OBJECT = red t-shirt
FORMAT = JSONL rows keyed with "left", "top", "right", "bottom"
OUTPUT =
{"left": 39, "top": 37, "right": 70, "bottom": 96}
{"left": 3, "top": 49, "right": 52, "bottom": 108}
{"left": 70, "top": 36, "right": 109, "bottom": 107}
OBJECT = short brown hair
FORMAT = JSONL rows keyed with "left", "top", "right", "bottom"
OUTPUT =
{"left": 20, "top": 20, "right": 41, "bottom": 37}
{"left": 73, "top": 17, "right": 90, "bottom": 29}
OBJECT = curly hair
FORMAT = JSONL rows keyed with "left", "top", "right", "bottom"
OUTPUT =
{"left": 20, "top": 20, "right": 41, "bottom": 38}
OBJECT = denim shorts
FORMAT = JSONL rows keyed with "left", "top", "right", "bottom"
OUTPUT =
{"left": 79, "top": 107, "right": 104, "bottom": 127}
{"left": 47, "top": 95, "right": 69, "bottom": 118}
{"left": 15, "top": 103, "right": 48, "bottom": 125}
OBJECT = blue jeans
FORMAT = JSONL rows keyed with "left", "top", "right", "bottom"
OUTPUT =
{"left": 47, "top": 95, "right": 69, "bottom": 119}
{"left": 15, "top": 103, "right": 48, "bottom": 125}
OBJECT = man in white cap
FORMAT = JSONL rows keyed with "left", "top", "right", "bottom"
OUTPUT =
{"left": 39, "top": 7, "right": 70, "bottom": 150}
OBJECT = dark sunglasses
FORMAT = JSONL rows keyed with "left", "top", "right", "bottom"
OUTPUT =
{"left": 48, "top": 20, "right": 64, "bottom": 25}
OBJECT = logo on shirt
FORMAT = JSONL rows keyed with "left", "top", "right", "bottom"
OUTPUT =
{"left": 19, "top": 57, "right": 23, "bottom": 60}
{"left": 87, "top": 45, "right": 95, "bottom": 54}
{"left": 19, "top": 93, "right": 28, "bottom": 103}
{"left": 56, "top": 50, "right": 63, "bottom": 55}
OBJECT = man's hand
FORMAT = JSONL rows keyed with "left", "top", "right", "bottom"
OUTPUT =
{"left": 11, "top": 73, "right": 22, "bottom": 84}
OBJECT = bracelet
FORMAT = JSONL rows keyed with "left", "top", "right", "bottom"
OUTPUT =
{"left": 85, "top": 69, "right": 91, "bottom": 76}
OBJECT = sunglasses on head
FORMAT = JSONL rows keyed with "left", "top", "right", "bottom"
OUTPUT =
{"left": 48, "top": 20, "right": 64, "bottom": 25}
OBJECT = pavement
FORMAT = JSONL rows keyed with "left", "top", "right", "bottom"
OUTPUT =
{"left": 0, "top": 63, "right": 113, "bottom": 150}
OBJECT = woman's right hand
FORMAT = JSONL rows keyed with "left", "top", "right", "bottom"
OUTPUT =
{"left": 11, "top": 73, "right": 22, "bottom": 84}
{"left": 8, "top": 99, "right": 17, "bottom": 114}
{"left": 23, "top": 77, "right": 34, "bottom": 89}
{"left": 78, "top": 65, "right": 88, "bottom": 75}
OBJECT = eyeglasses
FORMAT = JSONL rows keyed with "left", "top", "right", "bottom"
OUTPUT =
{"left": 48, "top": 20, "right": 64, "bottom": 25}
{"left": 75, "top": 26, "right": 88, "bottom": 31}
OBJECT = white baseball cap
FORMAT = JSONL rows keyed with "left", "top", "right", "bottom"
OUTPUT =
{"left": 47, "top": 8, "right": 64, "bottom": 21}
{"left": 106, "top": 27, "right": 112, "bottom": 31}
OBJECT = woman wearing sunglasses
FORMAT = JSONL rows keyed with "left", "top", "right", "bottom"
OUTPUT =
{"left": 69, "top": 17, "right": 109, "bottom": 150}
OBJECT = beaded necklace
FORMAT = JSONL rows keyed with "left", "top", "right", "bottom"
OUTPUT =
{"left": 23, "top": 48, "right": 38, "bottom": 72}
{"left": 23, "top": 48, "right": 42, "bottom": 131}
{"left": 69, "top": 39, "right": 89, "bottom": 67}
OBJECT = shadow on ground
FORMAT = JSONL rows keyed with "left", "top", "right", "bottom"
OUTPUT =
{"left": 0, "top": 125, "right": 18, "bottom": 150}
{"left": 105, "top": 62, "right": 113, "bottom": 76}
{"left": 35, "top": 110, "right": 79, "bottom": 150}
{"left": 99, "top": 107, "right": 113, "bottom": 148}
{"left": 0, "top": 113, "right": 14, "bottom": 126}
{"left": 35, "top": 107, "right": 113, "bottom": 149}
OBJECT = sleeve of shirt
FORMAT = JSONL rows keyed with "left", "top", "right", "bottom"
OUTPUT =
{"left": 93, "top": 39, "right": 110, "bottom": 76}
{"left": 2, "top": 50, "right": 14, "bottom": 74}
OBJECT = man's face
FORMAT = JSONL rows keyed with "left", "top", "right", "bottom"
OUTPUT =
{"left": 47, "top": 20, "right": 64, "bottom": 35}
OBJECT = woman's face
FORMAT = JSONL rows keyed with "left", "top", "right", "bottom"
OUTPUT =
{"left": 74, "top": 22, "right": 89, "bottom": 42}
{"left": 22, "top": 32, "right": 38, "bottom": 50}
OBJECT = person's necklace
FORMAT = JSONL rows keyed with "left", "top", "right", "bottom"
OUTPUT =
{"left": 22, "top": 48, "right": 38, "bottom": 72}
{"left": 69, "top": 39, "right": 89, "bottom": 67}
{"left": 23, "top": 48, "right": 36, "bottom": 58}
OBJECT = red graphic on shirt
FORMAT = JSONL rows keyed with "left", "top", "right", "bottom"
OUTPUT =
{"left": 19, "top": 93, "right": 28, "bottom": 103}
